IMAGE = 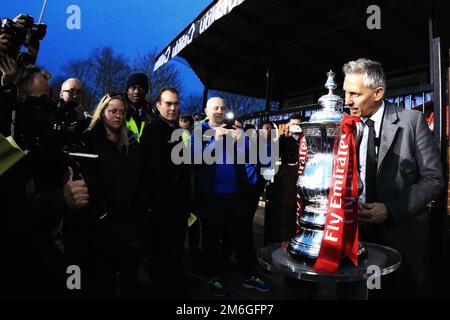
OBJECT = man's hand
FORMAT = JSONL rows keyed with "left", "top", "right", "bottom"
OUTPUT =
{"left": 12, "top": 13, "right": 32, "bottom": 28}
{"left": 359, "top": 202, "right": 388, "bottom": 225}
{"left": 63, "top": 167, "right": 89, "bottom": 209}
{"left": 26, "top": 38, "right": 40, "bottom": 59}
{"left": 214, "top": 124, "right": 229, "bottom": 140}
{"left": 12, "top": 14, "right": 40, "bottom": 59}
{"left": 0, "top": 34, "right": 11, "bottom": 56}
{"left": 230, "top": 125, "right": 244, "bottom": 141}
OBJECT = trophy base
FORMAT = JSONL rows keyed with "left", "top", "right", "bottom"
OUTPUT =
{"left": 287, "top": 237, "right": 368, "bottom": 264}
{"left": 357, "top": 241, "right": 368, "bottom": 260}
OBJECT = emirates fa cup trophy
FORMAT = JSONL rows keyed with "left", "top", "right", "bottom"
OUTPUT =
{"left": 287, "top": 70, "right": 365, "bottom": 263}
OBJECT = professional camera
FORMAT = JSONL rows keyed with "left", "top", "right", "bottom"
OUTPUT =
{"left": 12, "top": 97, "right": 82, "bottom": 151}
{"left": 0, "top": 16, "right": 47, "bottom": 58}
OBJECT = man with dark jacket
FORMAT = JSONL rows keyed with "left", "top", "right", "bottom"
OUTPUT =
{"left": 279, "top": 113, "right": 302, "bottom": 165}
{"left": 140, "top": 87, "right": 191, "bottom": 299}
{"left": 125, "top": 72, "right": 155, "bottom": 141}
{"left": 0, "top": 65, "right": 89, "bottom": 299}
{"left": 343, "top": 58, "right": 443, "bottom": 298}
{"left": 59, "top": 77, "right": 91, "bottom": 132}
{"left": 270, "top": 114, "right": 302, "bottom": 243}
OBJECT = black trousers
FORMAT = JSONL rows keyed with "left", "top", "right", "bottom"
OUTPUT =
{"left": 146, "top": 207, "right": 187, "bottom": 299}
{"left": 198, "top": 192, "right": 257, "bottom": 279}
{"left": 221, "top": 181, "right": 265, "bottom": 260}
{"left": 187, "top": 216, "right": 201, "bottom": 250}
{"left": 2, "top": 244, "right": 66, "bottom": 300}
{"left": 360, "top": 225, "right": 431, "bottom": 299}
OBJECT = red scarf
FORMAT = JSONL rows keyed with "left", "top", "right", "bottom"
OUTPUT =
{"left": 295, "top": 134, "right": 308, "bottom": 235}
{"left": 313, "top": 115, "right": 360, "bottom": 272}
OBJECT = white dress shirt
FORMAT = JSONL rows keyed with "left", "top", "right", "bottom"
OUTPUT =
{"left": 359, "top": 101, "right": 385, "bottom": 203}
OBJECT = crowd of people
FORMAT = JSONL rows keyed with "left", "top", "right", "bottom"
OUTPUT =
{"left": 0, "top": 14, "right": 276, "bottom": 299}
{"left": 0, "top": 14, "right": 444, "bottom": 300}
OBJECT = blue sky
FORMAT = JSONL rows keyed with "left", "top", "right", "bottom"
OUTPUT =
{"left": 0, "top": 0, "right": 212, "bottom": 93}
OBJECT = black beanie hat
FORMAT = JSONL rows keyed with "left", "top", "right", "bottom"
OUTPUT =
{"left": 126, "top": 72, "right": 149, "bottom": 92}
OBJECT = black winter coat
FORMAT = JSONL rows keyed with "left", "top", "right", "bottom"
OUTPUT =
{"left": 74, "top": 125, "right": 144, "bottom": 253}
{"left": 140, "top": 115, "right": 191, "bottom": 218}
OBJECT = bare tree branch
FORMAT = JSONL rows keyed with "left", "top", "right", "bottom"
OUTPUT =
{"left": 132, "top": 49, "right": 184, "bottom": 104}
{"left": 181, "top": 93, "right": 203, "bottom": 116}
{"left": 59, "top": 47, "right": 131, "bottom": 110}
{"left": 210, "top": 90, "right": 269, "bottom": 117}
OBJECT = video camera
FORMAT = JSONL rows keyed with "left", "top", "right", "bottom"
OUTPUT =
{"left": 12, "top": 96, "right": 82, "bottom": 152}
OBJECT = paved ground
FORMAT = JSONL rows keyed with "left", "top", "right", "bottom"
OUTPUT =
{"left": 178, "top": 206, "right": 288, "bottom": 300}
{"left": 136, "top": 205, "right": 290, "bottom": 300}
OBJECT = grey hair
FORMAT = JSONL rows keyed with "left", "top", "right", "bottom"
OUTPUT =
{"left": 61, "top": 77, "right": 82, "bottom": 89}
{"left": 342, "top": 58, "right": 386, "bottom": 90}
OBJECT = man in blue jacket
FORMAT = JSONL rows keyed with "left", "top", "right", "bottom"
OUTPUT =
{"left": 192, "top": 97, "right": 272, "bottom": 297}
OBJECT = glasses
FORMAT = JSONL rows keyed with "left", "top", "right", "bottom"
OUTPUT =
{"left": 106, "top": 108, "right": 126, "bottom": 116}
{"left": 62, "top": 88, "right": 83, "bottom": 95}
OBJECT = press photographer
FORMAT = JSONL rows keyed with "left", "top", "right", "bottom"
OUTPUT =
{"left": 0, "top": 13, "right": 46, "bottom": 67}
{"left": 0, "top": 14, "right": 89, "bottom": 299}
{"left": 0, "top": 13, "right": 47, "bottom": 136}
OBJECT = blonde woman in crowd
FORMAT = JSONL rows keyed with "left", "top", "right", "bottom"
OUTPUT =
{"left": 66, "top": 92, "right": 145, "bottom": 299}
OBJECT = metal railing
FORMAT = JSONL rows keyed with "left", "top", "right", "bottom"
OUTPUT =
{"left": 241, "top": 87, "right": 434, "bottom": 127}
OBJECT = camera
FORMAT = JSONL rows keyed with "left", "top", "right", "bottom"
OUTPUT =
{"left": 0, "top": 16, "right": 47, "bottom": 58}
{"left": 12, "top": 97, "right": 81, "bottom": 151}
{"left": 224, "top": 111, "right": 235, "bottom": 129}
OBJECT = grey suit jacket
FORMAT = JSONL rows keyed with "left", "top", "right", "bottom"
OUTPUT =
{"left": 361, "top": 103, "right": 443, "bottom": 281}
{"left": 376, "top": 103, "right": 443, "bottom": 222}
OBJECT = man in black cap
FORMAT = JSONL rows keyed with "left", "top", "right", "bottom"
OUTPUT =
{"left": 125, "top": 72, "right": 155, "bottom": 141}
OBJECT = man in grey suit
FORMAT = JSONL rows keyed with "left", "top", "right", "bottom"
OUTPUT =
{"left": 342, "top": 58, "right": 443, "bottom": 298}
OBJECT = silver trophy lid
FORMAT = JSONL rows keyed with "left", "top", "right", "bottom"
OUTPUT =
{"left": 308, "top": 70, "right": 344, "bottom": 123}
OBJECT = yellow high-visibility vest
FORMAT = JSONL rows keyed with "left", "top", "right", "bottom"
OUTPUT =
{"left": 181, "top": 130, "right": 190, "bottom": 147}
{"left": 127, "top": 117, "right": 145, "bottom": 142}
